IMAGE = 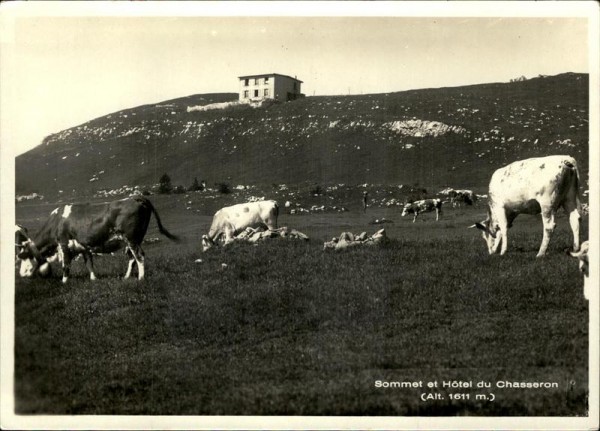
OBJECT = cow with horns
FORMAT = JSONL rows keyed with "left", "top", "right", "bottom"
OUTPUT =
{"left": 470, "top": 155, "right": 581, "bottom": 257}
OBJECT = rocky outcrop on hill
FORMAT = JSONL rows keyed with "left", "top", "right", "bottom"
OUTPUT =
{"left": 384, "top": 119, "right": 467, "bottom": 137}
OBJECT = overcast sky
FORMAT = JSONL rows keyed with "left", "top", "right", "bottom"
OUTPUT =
{"left": 0, "top": 3, "right": 592, "bottom": 155}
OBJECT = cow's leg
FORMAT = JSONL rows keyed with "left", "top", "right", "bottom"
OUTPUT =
{"left": 413, "top": 212, "right": 418, "bottom": 223}
{"left": 82, "top": 251, "right": 97, "bottom": 281}
{"left": 132, "top": 246, "right": 145, "bottom": 280}
{"left": 124, "top": 247, "right": 135, "bottom": 279}
{"left": 124, "top": 244, "right": 145, "bottom": 280}
{"left": 267, "top": 216, "right": 278, "bottom": 231}
{"left": 436, "top": 208, "right": 440, "bottom": 221}
{"left": 494, "top": 212, "right": 509, "bottom": 255}
{"left": 492, "top": 230, "right": 503, "bottom": 255}
{"left": 537, "top": 207, "right": 556, "bottom": 257}
{"left": 563, "top": 201, "right": 581, "bottom": 252}
{"left": 569, "top": 210, "right": 581, "bottom": 252}
{"left": 59, "top": 243, "right": 72, "bottom": 284}
{"left": 223, "top": 226, "right": 235, "bottom": 245}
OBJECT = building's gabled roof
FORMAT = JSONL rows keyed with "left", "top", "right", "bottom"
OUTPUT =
{"left": 238, "top": 73, "right": 303, "bottom": 83}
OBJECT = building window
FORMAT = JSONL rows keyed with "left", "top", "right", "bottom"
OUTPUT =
{"left": 293, "top": 82, "right": 298, "bottom": 91}
{"left": 265, "top": 77, "right": 269, "bottom": 84}
{"left": 255, "top": 78, "right": 259, "bottom": 85}
{"left": 244, "top": 90, "right": 249, "bottom": 98}
{"left": 244, "top": 79, "right": 249, "bottom": 86}
{"left": 254, "top": 90, "right": 259, "bottom": 97}
{"left": 264, "top": 89, "right": 269, "bottom": 97}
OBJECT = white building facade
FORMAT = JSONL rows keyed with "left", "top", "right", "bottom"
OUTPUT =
{"left": 238, "top": 73, "right": 304, "bottom": 102}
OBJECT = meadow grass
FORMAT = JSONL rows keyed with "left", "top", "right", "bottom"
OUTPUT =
{"left": 14, "top": 202, "right": 589, "bottom": 415}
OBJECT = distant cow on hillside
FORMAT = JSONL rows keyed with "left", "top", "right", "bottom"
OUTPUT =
{"left": 202, "top": 200, "right": 279, "bottom": 252}
{"left": 470, "top": 155, "right": 581, "bottom": 257}
{"left": 449, "top": 189, "right": 477, "bottom": 207}
{"left": 401, "top": 199, "right": 442, "bottom": 222}
{"left": 17, "top": 196, "right": 179, "bottom": 283}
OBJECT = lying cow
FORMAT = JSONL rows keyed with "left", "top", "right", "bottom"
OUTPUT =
{"left": 202, "top": 200, "right": 278, "bottom": 252}
{"left": 471, "top": 155, "right": 581, "bottom": 257}
{"left": 234, "top": 226, "right": 309, "bottom": 243}
{"left": 570, "top": 240, "right": 590, "bottom": 300}
{"left": 401, "top": 199, "right": 442, "bottom": 222}
{"left": 323, "top": 229, "right": 388, "bottom": 250}
{"left": 17, "top": 196, "right": 179, "bottom": 283}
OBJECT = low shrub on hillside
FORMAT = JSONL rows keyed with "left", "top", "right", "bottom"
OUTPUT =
{"left": 310, "top": 184, "right": 323, "bottom": 196}
{"left": 216, "top": 182, "right": 231, "bottom": 194}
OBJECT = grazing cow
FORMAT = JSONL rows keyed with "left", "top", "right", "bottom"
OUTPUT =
{"left": 449, "top": 189, "right": 476, "bottom": 207}
{"left": 401, "top": 199, "right": 442, "bottom": 222}
{"left": 202, "top": 200, "right": 279, "bottom": 251}
{"left": 470, "top": 155, "right": 581, "bottom": 257}
{"left": 570, "top": 240, "right": 590, "bottom": 299}
{"left": 17, "top": 196, "right": 178, "bottom": 283}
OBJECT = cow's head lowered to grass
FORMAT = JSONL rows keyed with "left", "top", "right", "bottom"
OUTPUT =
{"left": 470, "top": 217, "right": 500, "bottom": 255}
{"left": 201, "top": 234, "right": 216, "bottom": 252}
{"left": 15, "top": 233, "right": 56, "bottom": 278}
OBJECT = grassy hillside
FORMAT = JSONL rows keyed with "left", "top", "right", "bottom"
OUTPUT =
{"left": 16, "top": 73, "right": 589, "bottom": 200}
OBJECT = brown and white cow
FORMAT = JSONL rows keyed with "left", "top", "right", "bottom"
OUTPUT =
{"left": 17, "top": 196, "right": 179, "bottom": 283}
{"left": 471, "top": 155, "right": 581, "bottom": 257}
{"left": 202, "top": 200, "right": 278, "bottom": 251}
{"left": 401, "top": 199, "right": 442, "bottom": 222}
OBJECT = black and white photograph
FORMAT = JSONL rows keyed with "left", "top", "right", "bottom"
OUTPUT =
{"left": 1, "top": 2, "right": 598, "bottom": 429}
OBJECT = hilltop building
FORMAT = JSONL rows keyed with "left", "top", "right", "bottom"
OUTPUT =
{"left": 238, "top": 73, "right": 304, "bottom": 102}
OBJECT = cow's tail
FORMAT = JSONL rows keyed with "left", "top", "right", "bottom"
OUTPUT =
{"left": 565, "top": 157, "right": 583, "bottom": 214}
{"left": 575, "top": 163, "right": 583, "bottom": 214}
{"left": 272, "top": 200, "right": 280, "bottom": 228}
{"left": 139, "top": 197, "right": 180, "bottom": 242}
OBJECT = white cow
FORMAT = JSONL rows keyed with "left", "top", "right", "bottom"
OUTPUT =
{"left": 471, "top": 155, "right": 581, "bottom": 257}
{"left": 202, "top": 200, "right": 279, "bottom": 251}
{"left": 570, "top": 240, "right": 590, "bottom": 300}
